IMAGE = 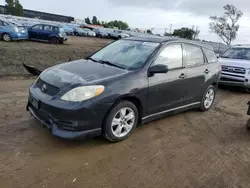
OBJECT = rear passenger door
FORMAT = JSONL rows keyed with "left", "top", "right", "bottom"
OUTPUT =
{"left": 183, "top": 44, "right": 207, "bottom": 103}
{"left": 42, "top": 25, "right": 53, "bottom": 41}
{"left": 0, "top": 20, "right": 4, "bottom": 35}
{"left": 0, "top": 20, "right": 9, "bottom": 36}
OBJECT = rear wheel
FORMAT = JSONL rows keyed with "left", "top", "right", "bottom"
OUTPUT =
{"left": 103, "top": 101, "right": 138, "bottom": 142}
{"left": 200, "top": 85, "right": 216, "bottom": 111}
{"left": 246, "top": 119, "right": 250, "bottom": 130}
{"left": 2, "top": 33, "right": 11, "bottom": 42}
{"left": 50, "top": 38, "right": 59, "bottom": 45}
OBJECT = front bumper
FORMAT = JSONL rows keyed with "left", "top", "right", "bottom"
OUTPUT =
{"left": 219, "top": 72, "right": 250, "bottom": 88}
{"left": 27, "top": 86, "right": 112, "bottom": 139}
{"left": 28, "top": 105, "right": 101, "bottom": 139}
{"left": 11, "top": 32, "right": 29, "bottom": 40}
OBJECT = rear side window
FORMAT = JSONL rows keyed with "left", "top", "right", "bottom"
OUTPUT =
{"left": 184, "top": 44, "right": 204, "bottom": 67}
{"left": 32, "top": 25, "right": 43, "bottom": 30}
{"left": 154, "top": 44, "right": 183, "bottom": 69}
{"left": 44, "top": 25, "right": 53, "bottom": 31}
{"left": 203, "top": 48, "right": 217, "bottom": 63}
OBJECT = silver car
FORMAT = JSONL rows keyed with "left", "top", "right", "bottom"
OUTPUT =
{"left": 218, "top": 45, "right": 250, "bottom": 92}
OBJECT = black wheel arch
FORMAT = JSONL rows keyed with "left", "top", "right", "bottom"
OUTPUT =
{"left": 101, "top": 95, "right": 144, "bottom": 130}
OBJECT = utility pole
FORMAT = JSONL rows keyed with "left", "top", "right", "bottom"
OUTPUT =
{"left": 169, "top": 24, "right": 172, "bottom": 34}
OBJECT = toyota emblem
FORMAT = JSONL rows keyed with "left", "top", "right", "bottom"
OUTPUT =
{"left": 41, "top": 84, "right": 47, "bottom": 92}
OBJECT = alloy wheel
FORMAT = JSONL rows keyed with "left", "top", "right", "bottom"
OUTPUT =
{"left": 111, "top": 107, "right": 135, "bottom": 138}
{"left": 204, "top": 88, "right": 215, "bottom": 109}
{"left": 3, "top": 34, "right": 11, "bottom": 42}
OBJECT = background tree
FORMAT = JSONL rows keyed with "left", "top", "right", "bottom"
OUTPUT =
{"left": 102, "top": 20, "right": 129, "bottom": 30}
{"left": 92, "top": 16, "right": 98, "bottom": 25}
{"left": 172, "top": 27, "right": 195, "bottom": 39}
{"left": 209, "top": 4, "right": 243, "bottom": 45}
{"left": 84, "top": 17, "right": 91, "bottom": 24}
{"left": 13, "top": 0, "right": 23, "bottom": 16}
{"left": 146, "top": 29, "right": 152, "bottom": 34}
{"left": 5, "top": 0, "right": 14, "bottom": 15}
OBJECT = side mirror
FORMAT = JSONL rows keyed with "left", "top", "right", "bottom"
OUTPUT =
{"left": 148, "top": 64, "right": 168, "bottom": 75}
{"left": 216, "top": 54, "right": 220, "bottom": 58}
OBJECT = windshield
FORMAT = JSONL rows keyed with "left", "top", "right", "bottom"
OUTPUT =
{"left": 221, "top": 47, "right": 250, "bottom": 60}
{"left": 90, "top": 40, "right": 159, "bottom": 70}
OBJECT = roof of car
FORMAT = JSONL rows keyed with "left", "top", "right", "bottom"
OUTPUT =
{"left": 124, "top": 36, "right": 214, "bottom": 50}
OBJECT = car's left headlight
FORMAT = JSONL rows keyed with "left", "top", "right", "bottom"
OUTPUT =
{"left": 60, "top": 85, "right": 104, "bottom": 102}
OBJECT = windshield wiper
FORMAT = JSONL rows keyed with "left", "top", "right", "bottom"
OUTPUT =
{"left": 87, "top": 57, "right": 98, "bottom": 62}
{"left": 98, "top": 60, "right": 125, "bottom": 69}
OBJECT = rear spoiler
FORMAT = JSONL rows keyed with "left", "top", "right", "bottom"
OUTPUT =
{"left": 22, "top": 63, "right": 42, "bottom": 76}
{"left": 22, "top": 58, "right": 72, "bottom": 76}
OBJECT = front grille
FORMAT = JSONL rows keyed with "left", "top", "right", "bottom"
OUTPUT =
{"left": 220, "top": 77, "right": 244, "bottom": 82}
{"left": 36, "top": 78, "right": 59, "bottom": 96}
{"left": 222, "top": 66, "right": 246, "bottom": 74}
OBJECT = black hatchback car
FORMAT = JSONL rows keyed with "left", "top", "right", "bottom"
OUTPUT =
{"left": 28, "top": 24, "right": 67, "bottom": 44}
{"left": 27, "top": 36, "right": 221, "bottom": 142}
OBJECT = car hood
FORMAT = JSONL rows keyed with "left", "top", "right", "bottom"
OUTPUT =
{"left": 40, "top": 59, "right": 128, "bottom": 88}
{"left": 219, "top": 57, "right": 250, "bottom": 69}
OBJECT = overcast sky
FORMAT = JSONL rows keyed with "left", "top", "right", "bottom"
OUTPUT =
{"left": 1, "top": 0, "right": 250, "bottom": 44}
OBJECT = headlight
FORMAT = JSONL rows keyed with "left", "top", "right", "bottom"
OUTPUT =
{"left": 14, "top": 26, "right": 19, "bottom": 32}
{"left": 61, "top": 85, "right": 104, "bottom": 102}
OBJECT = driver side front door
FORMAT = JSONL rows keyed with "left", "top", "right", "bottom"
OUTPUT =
{"left": 147, "top": 43, "right": 190, "bottom": 117}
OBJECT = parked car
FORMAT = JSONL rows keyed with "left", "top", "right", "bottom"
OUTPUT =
{"left": 73, "top": 27, "right": 88, "bottom": 36}
{"left": 63, "top": 26, "right": 74, "bottom": 36}
{"left": 28, "top": 24, "right": 68, "bottom": 44}
{"left": 81, "top": 28, "right": 96, "bottom": 37}
{"left": 111, "top": 30, "right": 130, "bottom": 39}
{"left": 27, "top": 37, "right": 220, "bottom": 142}
{"left": 218, "top": 45, "right": 250, "bottom": 92}
{"left": 0, "top": 19, "right": 28, "bottom": 42}
{"left": 93, "top": 28, "right": 109, "bottom": 38}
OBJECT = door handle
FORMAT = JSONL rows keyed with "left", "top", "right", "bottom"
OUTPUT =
{"left": 179, "top": 73, "right": 187, "bottom": 79}
{"left": 204, "top": 69, "right": 210, "bottom": 74}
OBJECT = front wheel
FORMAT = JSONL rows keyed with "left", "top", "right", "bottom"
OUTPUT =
{"left": 2, "top": 33, "right": 11, "bottom": 42}
{"left": 103, "top": 101, "right": 138, "bottom": 142}
{"left": 200, "top": 85, "right": 216, "bottom": 111}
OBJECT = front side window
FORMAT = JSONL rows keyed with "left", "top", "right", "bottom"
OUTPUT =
{"left": 90, "top": 40, "right": 159, "bottom": 70}
{"left": 203, "top": 48, "right": 217, "bottom": 63}
{"left": 154, "top": 44, "right": 183, "bottom": 69}
{"left": 221, "top": 47, "right": 250, "bottom": 60}
{"left": 184, "top": 44, "right": 204, "bottom": 67}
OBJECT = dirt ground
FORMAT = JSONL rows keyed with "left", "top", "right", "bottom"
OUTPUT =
{"left": 1, "top": 37, "right": 250, "bottom": 188}
{"left": 0, "top": 36, "right": 112, "bottom": 76}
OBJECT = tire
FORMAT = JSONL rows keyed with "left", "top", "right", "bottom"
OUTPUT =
{"left": 2, "top": 33, "right": 11, "bottom": 42}
{"left": 246, "top": 119, "right": 250, "bottom": 130}
{"left": 200, "top": 85, "right": 216, "bottom": 111}
{"left": 50, "top": 38, "right": 59, "bottom": 45}
{"left": 118, "top": 36, "right": 121, "bottom": 39}
{"left": 244, "top": 88, "right": 250, "bottom": 93}
{"left": 103, "top": 101, "right": 138, "bottom": 142}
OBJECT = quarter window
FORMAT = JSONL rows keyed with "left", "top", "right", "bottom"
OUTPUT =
{"left": 203, "top": 48, "right": 217, "bottom": 63}
{"left": 154, "top": 44, "right": 183, "bottom": 69}
{"left": 184, "top": 44, "right": 204, "bottom": 66}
